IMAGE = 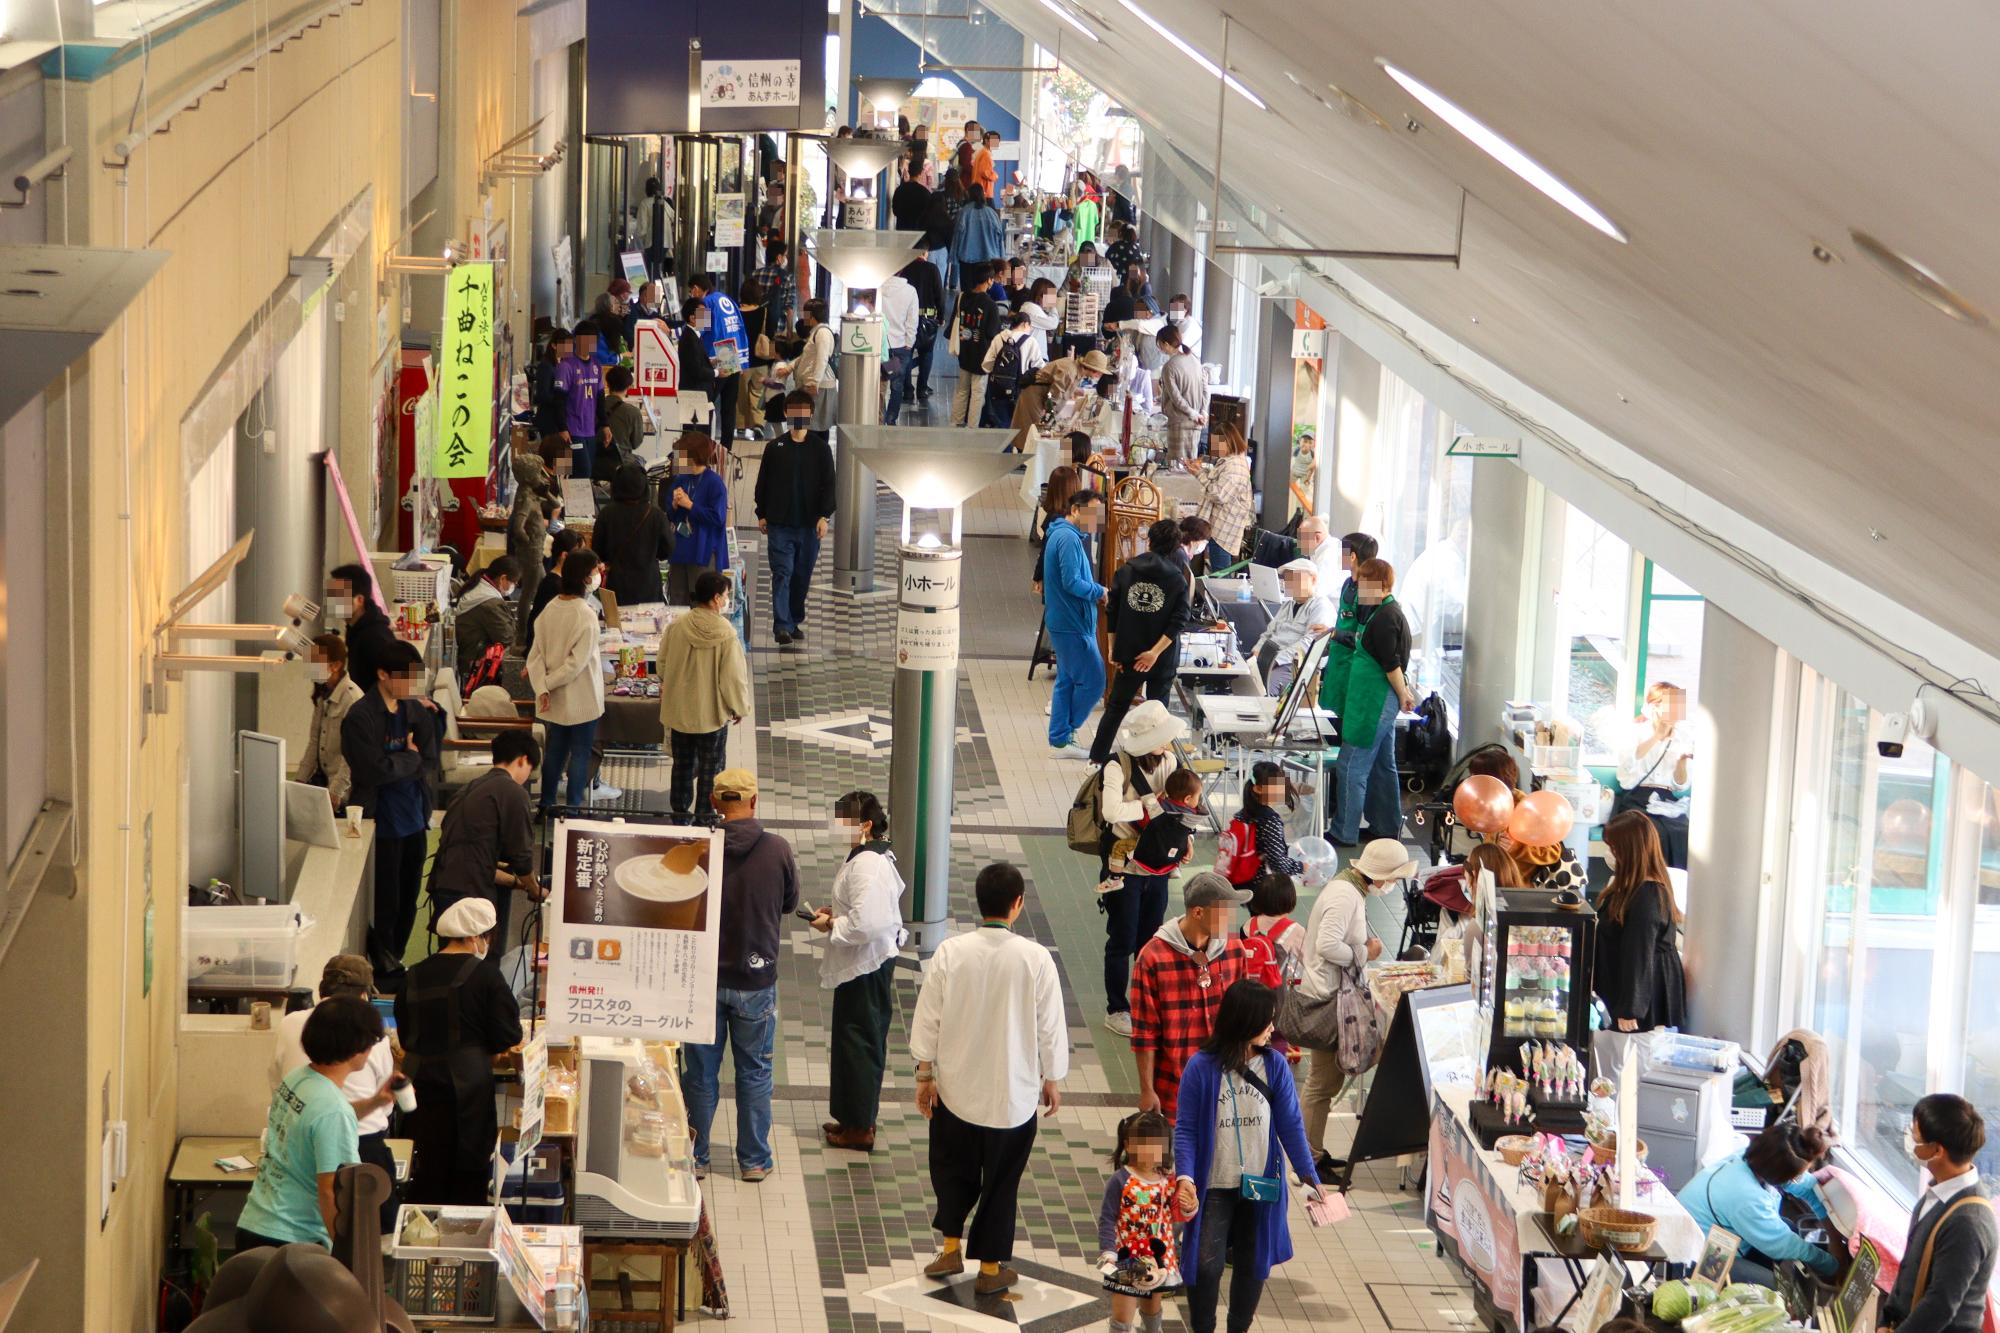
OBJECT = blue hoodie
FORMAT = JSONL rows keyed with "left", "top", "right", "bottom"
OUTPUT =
{"left": 1041, "top": 516, "right": 1105, "bottom": 635}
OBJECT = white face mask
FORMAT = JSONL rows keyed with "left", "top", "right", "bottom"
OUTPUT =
{"left": 1168, "top": 310, "right": 1186, "bottom": 323}
{"left": 473, "top": 940, "right": 490, "bottom": 960}
{"left": 325, "top": 599, "right": 351, "bottom": 622}
{"left": 309, "top": 663, "right": 332, "bottom": 683}
{"left": 1187, "top": 540, "right": 1208, "bottom": 558}
{"left": 586, "top": 574, "right": 603, "bottom": 593}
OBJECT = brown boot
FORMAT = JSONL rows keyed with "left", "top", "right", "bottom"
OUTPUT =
{"left": 973, "top": 1266, "right": 1019, "bottom": 1295}
{"left": 823, "top": 1124, "right": 877, "bottom": 1152}
{"left": 923, "top": 1249, "right": 965, "bottom": 1279}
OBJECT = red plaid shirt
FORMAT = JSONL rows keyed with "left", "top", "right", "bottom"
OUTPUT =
{"left": 1129, "top": 933, "right": 1249, "bottom": 1119}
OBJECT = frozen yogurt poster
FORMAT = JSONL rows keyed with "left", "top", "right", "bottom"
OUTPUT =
{"left": 547, "top": 818, "right": 722, "bottom": 1042}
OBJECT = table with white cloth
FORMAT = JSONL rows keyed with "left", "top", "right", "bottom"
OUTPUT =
{"left": 1425, "top": 1085, "right": 1702, "bottom": 1333}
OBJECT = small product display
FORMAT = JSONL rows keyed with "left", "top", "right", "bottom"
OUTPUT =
{"left": 1476, "top": 888, "right": 1597, "bottom": 1076}
{"left": 1501, "top": 925, "right": 1573, "bottom": 1038}
{"left": 1518, "top": 1133, "right": 1665, "bottom": 1224}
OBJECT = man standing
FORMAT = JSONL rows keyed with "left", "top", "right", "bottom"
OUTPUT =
{"left": 1088, "top": 518, "right": 1191, "bottom": 764}
{"left": 326, "top": 563, "right": 401, "bottom": 694}
{"left": 1297, "top": 516, "right": 1341, "bottom": 588}
{"left": 1042, "top": 490, "right": 1108, "bottom": 759}
{"left": 1157, "top": 324, "right": 1207, "bottom": 464}
{"left": 684, "top": 770, "right": 799, "bottom": 1181}
{"left": 557, "top": 320, "right": 605, "bottom": 478}
{"left": 754, "top": 390, "right": 836, "bottom": 644}
{"left": 341, "top": 641, "right": 439, "bottom": 979}
{"left": 964, "top": 121, "right": 998, "bottom": 199}
{"left": 451, "top": 556, "right": 519, "bottom": 680}
{"left": 1884, "top": 1094, "right": 1996, "bottom": 1333}
{"left": 878, "top": 264, "right": 919, "bottom": 425}
{"left": 751, "top": 238, "right": 797, "bottom": 336}
{"left": 427, "top": 730, "right": 541, "bottom": 951}
{"left": 686, "top": 273, "right": 748, "bottom": 441}
{"left": 1332, "top": 531, "right": 1379, "bottom": 646}
{"left": 900, "top": 254, "right": 945, "bottom": 403}
{"left": 950, "top": 262, "right": 1003, "bottom": 427}
{"left": 657, "top": 572, "right": 750, "bottom": 819}
{"left": 1128, "top": 871, "right": 1251, "bottom": 1119}
{"left": 911, "top": 862, "right": 1067, "bottom": 1295}
{"left": 597, "top": 365, "right": 645, "bottom": 480}
{"left": 267, "top": 955, "right": 400, "bottom": 1231}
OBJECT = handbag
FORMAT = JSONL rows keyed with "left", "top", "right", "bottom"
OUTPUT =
{"left": 1334, "top": 963, "right": 1384, "bottom": 1075}
{"left": 1227, "top": 1070, "right": 1282, "bottom": 1203}
{"left": 1610, "top": 745, "right": 1671, "bottom": 820}
{"left": 1275, "top": 966, "right": 1342, "bottom": 1052}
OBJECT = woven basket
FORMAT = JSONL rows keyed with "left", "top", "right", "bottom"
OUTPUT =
{"left": 1577, "top": 1206, "right": 1658, "bottom": 1253}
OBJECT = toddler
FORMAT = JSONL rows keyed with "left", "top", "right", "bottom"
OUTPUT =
{"left": 1096, "top": 1109, "right": 1192, "bottom": 1330}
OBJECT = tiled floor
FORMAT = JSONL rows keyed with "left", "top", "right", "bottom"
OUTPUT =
{"left": 631, "top": 366, "right": 1475, "bottom": 1332}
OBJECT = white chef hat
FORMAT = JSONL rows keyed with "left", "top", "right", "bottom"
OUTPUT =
{"left": 436, "top": 897, "right": 498, "bottom": 939}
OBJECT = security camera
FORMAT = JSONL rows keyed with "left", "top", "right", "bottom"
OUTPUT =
{"left": 1878, "top": 711, "right": 1910, "bottom": 759}
{"left": 1256, "top": 278, "right": 1285, "bottom": 298}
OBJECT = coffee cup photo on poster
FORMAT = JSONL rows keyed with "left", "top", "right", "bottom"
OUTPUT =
{"left": 562, "top": 827, "right": 712, "bottom": 931}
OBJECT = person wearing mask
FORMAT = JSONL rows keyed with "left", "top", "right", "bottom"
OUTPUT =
{"left": 1680, "top": 1123, "right": 1840, "bottom": 1287}
{"left": 750, "top": 239, "right": 797, "bottom": 337}
{"left": 1194, "top": 426, "right": 1255, "bottom": 560}
{"left": 1164, "top": 292, "right": 1202, "bottom": 357}
{"left": 341, "top": 641, "right": 439, "bottom": 977}
{"left": 951, "top": 185, "right": 1004, "bottom": 289}
{"left": 592, "top": 463, "right": 673, "bottom": 606}
{"left": 593, "top": 279, "right": 633, "bottom": 359}
{"left": 951, "top": 262, "right": 1004, "bottom": 426}
{"left": 1097, "top": 703, "right": 1189, "bottom": 1039}
{"left": 507, "top": 453, "right": 560, "bottom": 651}
{"left": 524, "top": 528, "right": 582, "bottom": 653}
{"left": 1173, "top": 979, "right": 1326, "bottom": 1333}
{"left": 1158, "top": 324, "right": 1208, "bottom": 465}
{"left": 686, "top": 272, "right": 748, "bottom": 441}
{"left": 666, "top": 432, "right": 730, "bottom": 604}
{"left": 1022, "top": 278, "right": 1062, "bottom": 362}
{"left": 685, "top": 770, "right": 801, "bottom": 1181}
{"left": 532, "top": 327, "right": 572, "bottom": 450}
{"left": 1251, "top": 559, "right": 1335, "bottom": 695}
{"left": 878, "top": 263, "right": 920, "bottom": 426}
{"left": 1179, "top": 515, "right": 1215, "bottom": 581}
{"left": 526, "top": 548, "right": 606, "bottom": 811}
{"left": 324, "top": 563, "right": 400, "bottom": 695}
{"left": 1101, "top": 264, "right": 1160, "bottom": 337}
{"left": 1321, "top": 557, "right": 1414, "bottom": 847}
{"left": 1884, "top": 1095, "right": 1996, "bottom": 1333}
{"left": 1593, "top": 811, "right": 1687, "bottom": 1033}
{"left": 235, "top": 997, "right": 386, "bottom": 1250}
{"left": 657, "top": 571, "right": 749, "bottom": 820}
{"left": 911, "top": 861, "right": 1068, "bottom": 1295}
{"left": 557, "top": 320, "right": 605, "bottom": 479}
{"left": 1615, "top": 681, "right": 1693, "bottom": 869}
{"left": 267, "top": 956, "right": 400, "bottom": 1232}
{"left": 781, "top": 299, "right": 838, "bottom": 430}
{"left": 1130, "top": 873, "right": 1253, "bottom": 1119}
{"left": 1296, "top": 838, "right": 1412, "bottom": 1177}
{"left": 451, "top": 556, "right": 519, "bottom": 680}
{"left": 597, "top": 365, "right": 645, "bottom": 481}
{"left": 981, "top": 309, "right": 1039, "bottom": 430}
{"left": 754, "top": 389, "right": 836, "bottom": 645}
{"left": 1090, "top": 519, "right": 1193, "bottom": 765}
{"left": 810, "top": 791, "right": 909, "bottom": 1151}
{"left": 901, "top": 254, "right": 945, "bottom": 403}
{"left": 1010, "top": 346, "right": 1110, "bottom": 454}
{"left": 1004, "top": 258, "right": 1031, "bottom": 307}
{"left": 396, "top": 897, "right": 525, "bottom": 1204}
{"left": 736, "top": 279, "right": 775, "bottom": 438}
{"left": 1043, "top": 489, "right": 1109, "bottom": 759}
{"left": 297, "top": 635, "right": 364, "bottom": 809}
{"left": 427, "top": 730, "right": 542, "bottom": 952}
{"left": 677, "top": 296, "right": 719, "bottom": 432}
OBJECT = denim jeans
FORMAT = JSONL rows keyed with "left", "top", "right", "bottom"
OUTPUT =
{"left": 1047, "top": 629, "right": 1105, "bottom": 747}
{"left": 764, "top": 524, "right": 820, "bottom": 635}
{"left": 883, "top": 347, "right": 911, "bottom": 424}
{"left": 682, "top": 985, "right": 779, "bottom": 1170}
{"left": 1331, "top": 691, "right": 1402, "bottom": 843}
{"left": 538, "top": 717, "right": 600, "bottom": 809}
{"left": 1102, "top": 873, "right": 1170, "bottom": 1013}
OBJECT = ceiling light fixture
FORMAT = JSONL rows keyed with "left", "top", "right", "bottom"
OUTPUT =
{"left": 1038, "top": 0, "right": 1099, "bottom": 42}
{"left": 1848, "top": 229, "right": 1990, "bottom": 328}
{"left": 1113, "top": 0, "right": 1264, "bottom": 108}
{"left": 1376, "top": 59, "right": 1627, "bottom": 243}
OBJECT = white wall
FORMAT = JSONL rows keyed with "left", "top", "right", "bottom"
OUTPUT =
{"left": 184, "top": 430, "right": 237, "bottom": 888}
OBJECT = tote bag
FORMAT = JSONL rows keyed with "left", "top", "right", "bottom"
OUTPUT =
{"left": 1334, "top": 963, "right": 1385, "bottom": 1075}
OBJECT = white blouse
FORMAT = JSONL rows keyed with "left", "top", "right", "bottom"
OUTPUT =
{"left": 820, "top": 847, "right": 909, "bottom": 988}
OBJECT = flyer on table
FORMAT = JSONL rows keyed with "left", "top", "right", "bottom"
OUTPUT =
{"left": 547, "top": 818, "right": 722, "bottom": 1043}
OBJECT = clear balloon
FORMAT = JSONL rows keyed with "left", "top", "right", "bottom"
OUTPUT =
{"left": 1453, "top": 775, "right": 1515, "bottom": 834}
{"left": 1506, "top": 789, "right": 1576, "bottom": 848}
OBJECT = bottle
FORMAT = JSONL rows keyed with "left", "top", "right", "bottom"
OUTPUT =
{"left": 552, "top": 1240, "right": 578, "bottom": 1330}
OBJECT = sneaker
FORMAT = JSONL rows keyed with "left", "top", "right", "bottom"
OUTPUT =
{"left": 1043, "top": 698, "right": 1052, "bottom": 716}
{"left": 789, "top": 626, "right": 805, "bottom": 642}
{"left": 973, "top": 1266, "right": 1019, "bottom": 1295}
{"left": 693, "top": 1162, "right": 709, "bottom": 1180}
{"left": 589, "top": 778, "right": 624, "bottom": 801}
{"left": 1052, "top": 743, "right": 1091, "bottom": 760}
{"left": 1104, "top": 1011, "right": 1134, "bottom": 1038}
{"left": 923, "top": 1250, "right": 965, "bottom": 1280}
{"left": 741, "top": 1165, "right": 773, "bottom": 1183}
{"left": 774, "top": 628, "right": 794, "bottom": 645}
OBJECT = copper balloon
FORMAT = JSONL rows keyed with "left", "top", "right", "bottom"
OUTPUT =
{"left": 1506, "top": 789, "right": 1576, "bottom": 848}
{"left": 1453, "top": 775, "right": 1515, "bottom": 834}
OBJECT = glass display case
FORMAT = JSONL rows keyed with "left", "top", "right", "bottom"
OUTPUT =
{"left": 573, "top": 1036, "right": 702, "bottom": 1239}
{"left": 1476, "top": 888, "right": 1597, "bottom": 1076}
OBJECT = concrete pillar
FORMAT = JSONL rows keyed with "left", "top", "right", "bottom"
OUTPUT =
{"left": 1254, "top": 300, "right": 1293, "bottom": 528}
{"left": 1685, "top": 604, "right": 1785, "bottom": 1048}
{"left": 1457, "top": 459, "right": 1533, "bottom": 747}
{"left": 1326, "top": 334, "right": 1379, "bottom": 537}
{"left": 832, "top": 319, "right": 882, "bottom": 592}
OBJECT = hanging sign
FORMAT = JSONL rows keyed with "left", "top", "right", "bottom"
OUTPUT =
{"left": 547, "top": 818, "right": 723, "bottom": 1043}
{"left": 1446, "top": 434, "right": 1521, "bottom": 459}
{"left": 896, "top": 547, "right": 962, "bottom": 671}
{"left": 700, "top": 60, "right": 801, "bottom": 108}
{"left": 434, "top": 262, "right": 496, "bottom": 478}
{"left": 632, "top": 319, "right": 681, "bottom": 398}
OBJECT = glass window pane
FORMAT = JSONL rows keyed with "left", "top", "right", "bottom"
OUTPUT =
{"left": 1640, "top": 592, "right": 1704, "bottom": 715}
{"left": 1651, "top": 563, "right": 1700, "bottom": 597}
{"left": 1558, "top": 506, "right": 1631, "bottom": 759}
{"left": 1962, "top": 781, "right": 2000, "bottom": 1178}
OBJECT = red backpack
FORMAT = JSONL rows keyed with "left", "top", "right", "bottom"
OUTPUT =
{"left": 1241, "top": 917, "right": 1298, "bottom": 989}
{"left": 1219, "top": 817, "right": 1263, "bottom": 886}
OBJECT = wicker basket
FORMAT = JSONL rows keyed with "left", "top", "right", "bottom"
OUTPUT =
{"left": 1577, "top": 1206, "right": 1658, "bottom": 1253}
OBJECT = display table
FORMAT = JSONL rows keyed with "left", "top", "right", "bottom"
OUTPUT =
{"left": 166, "top": 1134, "right": 412, "bottom": 1250}
{"left": 1425, "top": 1086, "right": 1701, "bottom": 1332}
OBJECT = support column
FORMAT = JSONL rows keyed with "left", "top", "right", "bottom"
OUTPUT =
{"left": 1326, "top": 334, "right": 1379, "bottom": 537}
{"left": 891, "top": 543, "right": 961, "bottom": 949}
{"left": 1254, "top": 299, "right": 1293, "bottom": 529}
{"left": 1457, "top": 459, "right": 1534, "bottom": 748}
{"left": 1685, "top": 605, "right": 1784, "bottom": 1048}
{"left": 832, "top": 317, "right": 882, "bottom": 592}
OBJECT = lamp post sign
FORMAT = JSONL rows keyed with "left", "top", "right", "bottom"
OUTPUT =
{"left": 896, "top": 551, "right": 960, "bottom": 670}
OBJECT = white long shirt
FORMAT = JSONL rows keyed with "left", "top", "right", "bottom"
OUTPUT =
{"left": 1024, "top": 301, "right": 1059, "bottom": 361}
{"left": 820, "top": 846, "right": 910, "bottom": 988}
{"left": 1256, "top": 591, "right": 1335, "bottom": 667}
{"left": 879, "top": 276, "right": 919, "bottom": 350}
{"left": 909, "top": 924, "right": 1069, "bottom": 1128}
{"left": 1617, "top": 725, "right": 1691, "bottom": 818}
{"left": 270, "top": 1006, "right": 397, "bottom": 1135}
{"left": 1298, "top": 874, "right": 1369, "bottom": 1002}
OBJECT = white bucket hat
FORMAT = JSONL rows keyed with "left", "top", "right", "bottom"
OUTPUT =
{"left": 1352, "top": 838, "right": 1418, "bottom": 885}
{"left": 1117, "top": 700, "right": 1186, "bottom": 754}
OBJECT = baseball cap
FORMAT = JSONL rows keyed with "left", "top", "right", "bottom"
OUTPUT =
{"left": 1184, "top": 871, "right": 1252, "bottom": 909}
{"left": 713, "top": 769, "right": 759, "bottom": 802}
{"left": 320, "top": 953, "right": 376, "bottom": 997}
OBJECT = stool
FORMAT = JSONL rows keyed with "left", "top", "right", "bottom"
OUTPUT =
{"left": 584, "top": 1238, "right": 687, "bottom": 1330}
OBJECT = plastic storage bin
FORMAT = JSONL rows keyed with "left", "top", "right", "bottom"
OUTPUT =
{"left": 185, "top": 904, "right": 303, "bottom": 991}
{"left": 1645, "top": 1032, "right": 1740, "bottom": 1075}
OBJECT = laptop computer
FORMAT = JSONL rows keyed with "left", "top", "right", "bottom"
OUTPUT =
{"left": 1247, "top": 561, "right": 1282, "bottom": 603}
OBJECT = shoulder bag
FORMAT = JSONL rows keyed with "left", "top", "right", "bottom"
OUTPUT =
{"left": 1227, "top": 1071, "right": 1282, "bottom": 1203}
{"left": 1334, "top": 962, "right": 1385, "bottom": 1075}
{"left": 1912, "top": 1195, "right": 1995, "bottom": 1304}
{"left": 1610, "top": 745, "right": 1671, "bottom": 820}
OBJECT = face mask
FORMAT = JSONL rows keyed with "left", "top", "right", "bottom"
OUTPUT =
{"left": 308, "top": 663, "right": 331, "bottom": 683}
{"left": 325, "top": 599, "right": 351, "bottom": 622}
{"left": 473, "top": 940, "right": 490, "bottom": 960}
{"left": 1079, "top": 377, "right": 1097, "bottom": 390}
{"left": 1907, "top": 1129, "right": 1938, "bottom": 1163}
{"left": 1168, "top": 310, "right": 1185, "bottom": 323}
{"left": 1188, "top": 540, "right": 1208, "bottom": 557}
{"left": 499, "top": 584, "right": 517, "bottom": 601}
{"left": 586, "top": 574, "right": 603, "bottom": 593}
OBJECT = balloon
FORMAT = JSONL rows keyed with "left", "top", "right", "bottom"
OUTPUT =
{"left": 1879, "top": 798, "right": 1931, "bottom": 850}
{"left": 1507, "top": 789, "right": 1576, "bottom": 849}
{"left": 1453, "top": 775, "right": 1515, "bottom": 834}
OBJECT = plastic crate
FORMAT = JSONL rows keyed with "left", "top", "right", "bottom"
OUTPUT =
{"left": 185, "top": 904, "right": 303, "bottom": 991}
{"left": 1531, "top": 743, "right": 1582, "bottom": 775}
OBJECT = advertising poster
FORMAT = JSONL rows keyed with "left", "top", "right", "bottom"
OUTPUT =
{"left": 1426, "top": 1094, "right": 1523, "bottom": 1329}
{"left": 434, "top": 262, "right": 496, "bottom": 478}
{"left": 547, "top": 819, "right": 722, "bottom": 1043}
{"left": 716, "top": 195, "right": 746, "bottom": 248}
{"left": 701, "top": 60, "right": 801, "bottom": 109}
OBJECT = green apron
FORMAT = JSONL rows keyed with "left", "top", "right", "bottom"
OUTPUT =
{"left": 1315, "top": 579, "right": 1363, "bottom": 718}
{"left": 1321, "top": 594, "right": 1397, "bottom": 748}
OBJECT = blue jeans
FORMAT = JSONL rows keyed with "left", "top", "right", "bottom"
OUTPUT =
{"left": 883, "top": 347, "right": 911, "bottom": 424}
{"left": 1103, "top": 873, "right": 1171, "bottom": 1014}
{"left": 682, "top": 985, "right": 778, "bottom": 1170}
{"left": 1332, "top": 692, "right": 1402, "bottom": 843}
{"left": 765, "top": 525, "right": 819, "bottom": 635}
{"left": 538, "top": 717, "right": 599, "bottom": 809}
{"left": 1047, "top": 629, "right": 1105, "bottom": 747}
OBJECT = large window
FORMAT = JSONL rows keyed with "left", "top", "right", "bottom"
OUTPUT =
{"left": 1554, "top": 506, "right": 1632, "bottom": 760}
{"left": 1634, "top": 561, "right": 1704, "bottom": 714}
{"left": 1369, "top": 366, "right": 1471, "bottom": 719}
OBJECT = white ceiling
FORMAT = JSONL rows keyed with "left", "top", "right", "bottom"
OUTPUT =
{"left": 983, "top": 0, "right": 2000, "bottom": 660}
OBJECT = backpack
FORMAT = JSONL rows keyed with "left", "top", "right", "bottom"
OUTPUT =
{"left": 987, "top": 334, "right": 1025, "bottom": 396}
{"left": 1065, "top": 756, "right": 1133, "bottom": 854}
{"left": 1218, "top": 816, "right": 1263, "bottom": 886}
{"left": 1240, "top": 916, "right": 1298, "bottom": 989}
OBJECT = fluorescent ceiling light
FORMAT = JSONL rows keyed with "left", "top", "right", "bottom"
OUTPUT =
{"left": 1039, "top": 0, "right": 1099, "bottom": 42}
{"left": 1112, "top": 0, "right": 1264, "bottom": 109}
{"left": 1376, "top": 59, "right": 1626, "bottom": 243}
